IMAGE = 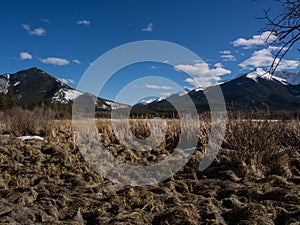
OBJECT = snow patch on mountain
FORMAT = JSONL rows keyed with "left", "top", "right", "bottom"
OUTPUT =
{"left": 275, "top": 71, "right": 300, "bottom": 85}
{"left": 0, "top": 74, "right": 10, "bottom": 94}
{"left": 178, "top": 90, "right": 188, "bottom": 96}
{"left": 246, "top": 68, "right": 287, "bottom": 84}
{"left": 52, "top": 88, "right": 83, "bottom": 104}
{"left": 101, "top": 104, "right": 110, "bottom": 109}
{"left": 105, "top": 101, "right": 128, "bottom": 110}
{"left": 156, "top": 95, "right": 170, "bottom": 102}
{"left": 140, "top": 98, "right": 158, "bottom": 105}
{"left": 64, "top": 89, "right": 83, "bottom": 101}
{"left": 195, "top": 87, "right": 204, "bottom": 92}
{"left": 13, "top": 81, "right": 21, "bottom": 87}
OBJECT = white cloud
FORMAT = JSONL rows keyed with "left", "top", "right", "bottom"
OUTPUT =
{"left": 239, "top": 46, "right": 300, "bottom": 70}
{"left": 40, "top": 57, "right": 70, "bottom": 66}
{"left": 233, "top": 31, "right": 277, "bottom": 48}
{"left": 19, "top": 52, "right": 32, "bottom": 60}
{"left": 40, "top": 19, "right": 50, "bottom": 23}
{"left": 142, "top": 23, "right": 153, "bottom": 32}
{"left": 220, "top": 50, "right": 231, "bottom": 55}
{"left": 214, "top": 62, "right": 223, "bottom": 68}
{"left": 220, "top": 50, "right": 236, "bottom": 61}
{"left": 175, "top": 62, "right": 231, "bottom": 88}
{"left": 58, "top": 78, "right": 75, "bottom": 85}
{"left": 22, "top": 24, "right": 46, "bottom": 36}
{"left": 160, "top": 92, "right": 171, "bottom": 96}
{"left": 150, "top": 65, "right": 159, "bottom": 69}
{"left": 76, "top": 20, "right": 90, "bottom": 27}
{"left": 22, "top": 24, "right": 30, "bottom": 31}
{"left": 72, "top": 59, "right": 81, "bottom": 64}
{"left": 31, "top": 28, "right": 46, "bottom": 36}
{"left": 145, "top": 84, "right": 173, "bottom": 90}
{"left": 221, "top": 54, "right": 236, "bottom": 61}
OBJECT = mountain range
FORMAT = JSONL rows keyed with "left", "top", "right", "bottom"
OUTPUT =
{"left": 0, "top": 67, "right": 299, "bottom": 114}
{"left": 134, "top": 68, "right": 300, "bottom": 113}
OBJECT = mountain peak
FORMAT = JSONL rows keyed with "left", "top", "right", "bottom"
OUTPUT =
{"left": 244, "top": 68, "right": 289, "bottom": 85}
{"left": 28, "top": 67, "right": 40, "bottom": 71}
{"left": 254, "top": 67, "right": 267, "bottom": 75}
{"left": 18, "top": 67, "right": 43, "bottom": 73}
{"left": 246, "top": 68, "right": 272, "bottom": 81}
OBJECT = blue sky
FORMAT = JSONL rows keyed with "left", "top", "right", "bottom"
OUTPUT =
{"left": 1, "top": 0, "right": 299, "bottom": 104}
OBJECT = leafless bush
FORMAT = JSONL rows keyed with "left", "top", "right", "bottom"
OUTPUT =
{"left": 1, "top": 107, "right": 55, "bottom": 136}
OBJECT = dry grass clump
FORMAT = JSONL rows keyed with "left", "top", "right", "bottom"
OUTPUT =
{"left": 0, "top": 107, "right": 55, "bottom": 136}
{"left": 98, "top": 117, "right": 211, "bottom": 148}
{"left": 223, "top": 119, "right": 300, "bottom": 178}
{"left": 95, "top": 119, "right": 172, "bottom": 163}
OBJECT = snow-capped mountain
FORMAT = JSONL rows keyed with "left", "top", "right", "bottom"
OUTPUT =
{"left": 137, "top": 98, "right": 160, "bottom": 106}
{"left": 274, "top": 70, "right": 300, "bottom": 85}
{"left": 245, "top": 68, "right": 287, "bottom": 84}
{"left": 135, "top": 90, "right": 189, "bottom": 106}
{"left": 1, "top": 67, "right": 299, "bottom": 113}
{"left": 136, "top": 68, "right": 300, "bottom": 112}
{"left": 232, "top": 68, "right": 300, "bottom": 85}
{"left": 0, "top": 67, "right": 128, "bottom": 111}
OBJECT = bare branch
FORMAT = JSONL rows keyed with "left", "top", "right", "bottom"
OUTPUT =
{"left": 262, "top": 0, "right": 300, "bottom": 73}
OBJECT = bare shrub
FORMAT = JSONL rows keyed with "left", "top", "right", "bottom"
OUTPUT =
{"left": 3, "top": 107, "right": 55, "bottom": 136}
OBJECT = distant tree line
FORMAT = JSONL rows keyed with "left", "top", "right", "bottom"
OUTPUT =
{"left": 0, "top": 90, "right": 15, "bottom": 109}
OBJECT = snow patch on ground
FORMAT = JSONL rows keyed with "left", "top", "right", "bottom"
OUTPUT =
{"left": 18, "top": 136, "right": 44, "bottom": 141}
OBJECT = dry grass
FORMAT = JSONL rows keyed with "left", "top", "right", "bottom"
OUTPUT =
{"left": 0, "top": 110, "right": 300, "bottom": 224}
{"left": 1, "top": 110, "right": 299, "bottom": 179}
{"left": 92, "top": 117, "right": 300, "bottom": 178}
{"left": 223, "top": 119, "right": 300, "bottom": 178}
{"left": 0, "top": 107, "right": 55, "bottom": 136}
